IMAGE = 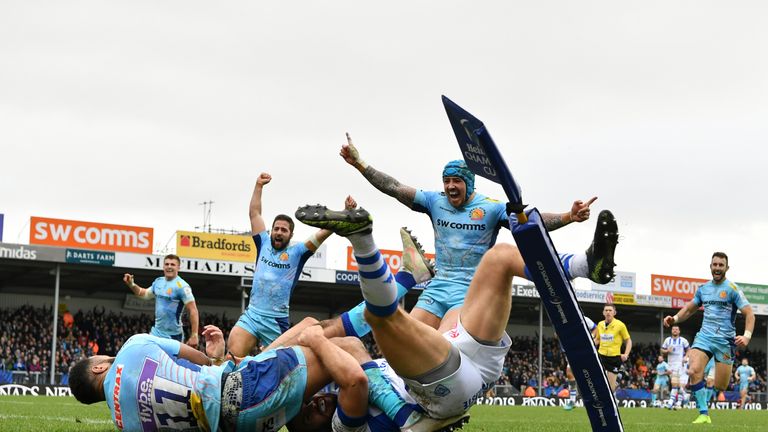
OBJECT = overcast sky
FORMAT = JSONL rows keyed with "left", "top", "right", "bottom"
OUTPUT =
{"left": 2, "top": 1, "right": 767, "bottom": 294}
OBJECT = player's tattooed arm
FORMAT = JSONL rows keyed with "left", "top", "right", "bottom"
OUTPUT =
{"left": 541, "top": 213, "right": 569, "bottom": 231}
{"left": 361, "top": 166, "right": 417, "bottom": 208}
{"left": 340, "top": 132, "right": 416, "bottom": 208}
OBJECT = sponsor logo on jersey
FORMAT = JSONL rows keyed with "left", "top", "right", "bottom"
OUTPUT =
{"left": 469, "top": 207, "right": 485, "bottom": 221}
{"left": 260, "top": 255, "right": 289, "bottom": 269}
{"left": 434, "top": 384, "right": 451, "bottom": 397}
{"left": 435, "top": 219, "right": 486, "bottom": 231}
{"left": 114, "top": 365, "right": 124, "bottom": 429}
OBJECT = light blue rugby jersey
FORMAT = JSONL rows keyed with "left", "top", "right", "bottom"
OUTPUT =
{"left": 692, "top": 278, "right": 750, "bottom": 339}
{"left": 736, "top": 365, "right": 755, "bottom": 382}
{"left": 412, "top": 190, "right": 507, "bottom": 286}
{"left": 250, "top": 231, "right": 313, "bottom": 317}
{"left": 150, "top": 276, "right": 195, "bottom": 337}
{"left": 103, "top": 334, "right": 225, "bottom": 431}
{"left": 655, "top": 361, "right": 670, "bottom": 380}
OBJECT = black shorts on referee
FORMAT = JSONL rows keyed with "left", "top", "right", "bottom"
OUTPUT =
{"left": 599, "top": 354, "right": 623, "bottom": 374}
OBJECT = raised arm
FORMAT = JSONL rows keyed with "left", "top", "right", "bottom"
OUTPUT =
{"left": 340, "top": 133, "right": 417, "bottom": 208}
{"left": 540, "top": 197, "right": 598, "bottom": 231}
{"left": 249, "top": 173, "right": 272, "bottom": 233}
{"left": 123, "top": 274, "right": 153, "bottom": 299}
{"left": 735, "top": 304, "right": 755, "bottom": 347}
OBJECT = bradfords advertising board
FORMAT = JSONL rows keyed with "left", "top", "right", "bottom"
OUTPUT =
{"left": 346, "top": 247, "right": 435, "bottom": 274}
{"left": 651, "top": 274, "right": 707, "bottom": 301}
{"left": 30, "top": 217, "right": 153, "bottom": 254}
{"left": 176, "top": 231, "right": 255, "bottom": 263}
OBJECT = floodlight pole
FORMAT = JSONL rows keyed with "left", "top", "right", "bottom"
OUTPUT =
{"left": 50, "top": 264, "right": 60, "bottom": 385}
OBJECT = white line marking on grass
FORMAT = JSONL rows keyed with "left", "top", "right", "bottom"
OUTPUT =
{"left": 0, "top": 400, "right": 34, "bottom": 404}
{"left": 0, "top": 413, "right": 113, "bottom": 425}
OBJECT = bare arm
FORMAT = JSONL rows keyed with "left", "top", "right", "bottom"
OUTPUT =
{"left": 123, "top": 274, "right": 151, "bottom": 298}
{"left": 735, "top": 305, "right": 755, "bottom": 347}
{"left": 298, "top": 326, "right": 368, "bottom": 418}
{"left": 622, "top": 338, "right": 632, "bottom": 361}
{"left": 249, "top": 173, "right": 271, "bottom": 234}
{"left": 664, "top": 300, "right": 700, "bottom": 327}
{"left": 185, "top": 301, "right": 199, "bottom": 347}
{"left": 540, "top": 197, "right": 597, "bottom": 231}
{"left": 340, "top": 133, "right": 417, "bottom": 208}
{"left": 177, "top": 343, "right": 210, "bottom": 366}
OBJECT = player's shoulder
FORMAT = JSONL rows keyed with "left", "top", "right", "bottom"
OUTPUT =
{"left": 174, "top": 276, "right": 190, "bottom": 288}
{"left": 726, "top": 280, "right": 740, "bottom": 291}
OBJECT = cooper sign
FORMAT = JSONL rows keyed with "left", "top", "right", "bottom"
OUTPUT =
{"left": 30, "top": 216, "right": 153, "bottom": 254}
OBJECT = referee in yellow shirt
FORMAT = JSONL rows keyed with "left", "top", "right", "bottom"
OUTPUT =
{"left": 596, "top": 303, "right": 632, "bottom": 391}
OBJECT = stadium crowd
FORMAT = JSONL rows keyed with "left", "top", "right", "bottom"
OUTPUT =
{"left": 1, "top": 305, "right": 766, "bottom": 399}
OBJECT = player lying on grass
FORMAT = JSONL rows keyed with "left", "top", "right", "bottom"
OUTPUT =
{"left": 294, "top": 201, "right": 619, "bottom": 428}
{"left": 67, "top": 322, "right": 371, "bottom": 432}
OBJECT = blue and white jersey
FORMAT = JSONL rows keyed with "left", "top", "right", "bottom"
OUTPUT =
{"left": 585, "top": 316, "right": 597, "bottom": 332}
{"left": 103, "top": 334, "right": 224, "bottom": 431}
{"left": 736, "top": 365, "right": 755, "bottom": 382}
{"left": 661, "top": 336, "right": 689, "bottom": 368}
{"left": 692, "top": 278, "right": 750, "bottom": 339}
{"left": 413, "top": 190, "right": 507, "bottom": 286}
{"left": 149, "top": 276, "right": 194, "bottom": 337}
{"left": 250, "top": 231, "right": 313, "bottom": 317}
{"left": 326, "top": 359, "right": 422, "bottom": 432}
{"left": 655, "top": 362, "right": 670, "bottom": 382}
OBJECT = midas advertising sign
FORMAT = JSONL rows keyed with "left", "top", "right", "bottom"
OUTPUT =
{"left": 30, "top": 216, "right": 153, "bottom": 254}
{"left": 176, "top": 231, "right": 255, "bottom": 262}
{"left": 651, "top": 274, "right": 707, "bottom": 301}
{"left": 346, "top": 246, "right": 435, "bottom": 274}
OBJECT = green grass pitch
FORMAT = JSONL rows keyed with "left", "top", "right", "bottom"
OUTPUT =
{"left": 1, "top": 396, "right": 766, "bottom": 431}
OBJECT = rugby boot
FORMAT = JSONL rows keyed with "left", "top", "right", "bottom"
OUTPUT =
{"left": 295, "top": 205, "right": 372, "bottom": 237}
{"left": 402, "top": 411, "right": 470, "bottom": 432}
{"left": 586, "top": 210, "right": 619, "bottom": 284}
{"left": 692, "top": 414, "right": 712, "bottom": 424}
{"left": 400, "top": 227, "right": 435, "bottom": 284}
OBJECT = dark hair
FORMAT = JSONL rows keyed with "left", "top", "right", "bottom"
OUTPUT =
{"left": 603, "top": 304, "right": 616, "bottom": 311}
{"left": 68, "top": 358, "right": 105, "bottom": 404}
{"left": 273, "top": 215, "right": 295, "bottom": 233}
{"left": 711, "top": 251, "right": 728, "bottom": 265}
{"left": 163, "top": 254, "right": 181, "bottom": 264}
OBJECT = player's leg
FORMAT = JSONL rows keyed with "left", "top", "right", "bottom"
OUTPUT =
{"left": 651, "top": 382, "right": 660, "bottom": 406}
{"left": 228, "top": 315, "right": 261, "bottom": 358}
{"left": 409, "top": 307, "right": 442, "bottom": 330}
{"left": 713, "top": 361, "right": 732, "bottom": 400}
{"left": 565, "top": 364, "right": 577, "bottom": 409}
{"left": 686, "top": 347, "right": 712, "bottom": 423}
{"left": 667, "top": 372, "right": 679, "bottom": 408}
{"left": 459, "top": 243, "right": 520, "bottom": 343}
{"left": 263, "top": 316, "right": 319, "bottom": 351}
{"left": 295, "top": 205, "right": 453, "bottom": 377}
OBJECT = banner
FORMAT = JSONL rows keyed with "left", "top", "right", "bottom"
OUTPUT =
{"left": 346, "top": 247, "right": 435, "bottom": 274}
{"left": 592, "top": 271, "right": 636, "bottom": 294}
{"left": 30, "top": 216, "right": 153, "bottom": 254}
{"left": 473, "top": 396, "right": 767, "bottom": 410}
{"left": 65, "top": 248, "right": 115, "bottom": 266}
{"left": 176, "top": 231, "right": 255, "bottom": 263}
{"left": 737, "top": 282, "right": 768, "bottom": 306}
{"left": 0, "top": 242, "right": 66, "bottom": 262}
{"left": 0, "top": 384, "right": 73, "bottom": 397}
{"left": 651, "top": 274, "right": 707, "bottom": 300}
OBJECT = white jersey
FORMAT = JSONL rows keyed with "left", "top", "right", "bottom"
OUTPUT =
{"left": 662, "top": 336, "right": 689, "bottom": 368}
{"left": 585, "top": 316, "right": 596, "bottom": 332}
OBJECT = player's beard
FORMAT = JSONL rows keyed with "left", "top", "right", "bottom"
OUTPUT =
{"left": 271, "top": 235, "right": 287, "bottom": 250}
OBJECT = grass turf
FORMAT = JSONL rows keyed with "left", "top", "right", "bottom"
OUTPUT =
{"left": 1, "top": 396, "right": 766, "bottom": 431}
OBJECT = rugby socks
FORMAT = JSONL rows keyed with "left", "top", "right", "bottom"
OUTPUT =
{"left": 651, "top": 389, "right": 657, "bottom": 405}
{"left": 569, "top": 380, "right": 578, "bottom": 404}
{"left": 668, "top": 387, "right": 679, "bottom": 406}
{"left": 523, "top": 252, "right": 588, "bottom": 281}
{"left": 691, "top": 381, "right": 708, "bottom": 414}
{"left": 349, "top": 233, "right": 398, "bottom": 317}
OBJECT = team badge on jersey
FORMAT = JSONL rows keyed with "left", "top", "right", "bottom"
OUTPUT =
{"left": 469, "top": 208, "right": 485, "bottom": 221}
{"left": 719, "top": 290, "right": 727, "bottom": 299}
{"left": 167, "top": 288, "right": 172, "bottom": 295}
{"left": 279, "top": 252, "right": 289, "bottom": 261}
